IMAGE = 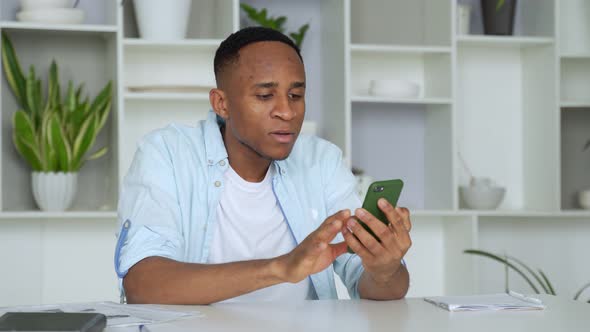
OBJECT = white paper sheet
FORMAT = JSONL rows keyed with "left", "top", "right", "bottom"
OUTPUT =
{"left": 424, "top": 291, "right": 546, "bottom": 312}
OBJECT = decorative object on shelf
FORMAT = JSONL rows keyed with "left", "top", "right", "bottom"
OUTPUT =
{"left": 2, "top": 32, "right": 112, "bottom": 211}
{"left": 460, "top": 177, "right": 506, "bottom": 210}
{"left": 240, "top": 3, "right": 310, "bottom": 49}
{"left": 134, "top": 0, "right": 191, "bottom": 41}
{"left": 464, "top": 249, "right": 590, "bottom": 302}
{"left": 458, "top": 152, "right": 505, "bottom": 209}
{"left": 457, "top": 3, "right": 472, "bottom": 35}
{"left": 577, "top": 189, "right": 590, "bottom": 209}
{"left": 17, "top": 0, "right": 84, "bottom": 25}
{"left": 368, "top": 79, "right": 420, "bottom": 99}
{"left": 481, "top": 0, "right": 517, "bottom": 35}
{"left": 352, "top": 167, "right": 373, "bottom": 199}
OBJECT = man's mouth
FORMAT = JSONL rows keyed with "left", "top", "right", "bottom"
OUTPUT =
{"left": 270, "top": 131, "right": 296, "bottom": 143}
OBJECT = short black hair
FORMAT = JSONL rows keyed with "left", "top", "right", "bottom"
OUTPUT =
{"left": 213, "top": 27, "right": 303, "bottom": 85}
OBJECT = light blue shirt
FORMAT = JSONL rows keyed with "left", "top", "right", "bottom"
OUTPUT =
{"left": 114, "top": 110, "right": 365, "bottom": 300}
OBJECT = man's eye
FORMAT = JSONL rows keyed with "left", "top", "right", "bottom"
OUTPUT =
{"left": 289, "top": 93, "right": 302, "bottom": 100}
{"left": 257, "top": 94, "right": 273, "bottom": 100}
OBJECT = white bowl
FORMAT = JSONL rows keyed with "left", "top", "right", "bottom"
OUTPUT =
{"left": 20, "top": 0, "right": 75, "bottom": 11}
{"left": 578, "top": 189, "right": 590, "bottom": 209}
{"left": 369, "top": 79, "right": 420, "bottom": 98}
{"left": 460, "top": 185, "right": 506, "bottom": 210}
{"left": 17, "top": 8, "right": 84, "bottom": 24}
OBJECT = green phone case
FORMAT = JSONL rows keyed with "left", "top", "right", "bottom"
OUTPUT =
{"left": 347, "top": 179, "right": 404, "bottom": 254}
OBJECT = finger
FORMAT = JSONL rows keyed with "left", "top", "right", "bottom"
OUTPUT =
{"left": 341, "top": 226, "right": 373, "bottom": 260}
{"left": 345, "top": 217, "right": 386, "bottom": 256}
{"left": 378, "top": 198, "right": 407, "bottom": 236}
{"left": 399, "top": 207, "right": 412, "bottom": 231}
{"left": 314, "top": 210, "right": 349, "bottom": 243}
{"left": 330, "top": 241, "right": 348, "bottom": 257}
{"left": 355, "top": 208, "right": 393, "bottom": 247}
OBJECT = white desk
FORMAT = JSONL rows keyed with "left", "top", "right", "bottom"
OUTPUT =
{"left": 109, "top": 295, "right": 588, "bottom": 332}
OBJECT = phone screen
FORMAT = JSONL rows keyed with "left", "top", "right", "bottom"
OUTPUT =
{"left": 347, "top": 179, "right": 404, "bottom": 254}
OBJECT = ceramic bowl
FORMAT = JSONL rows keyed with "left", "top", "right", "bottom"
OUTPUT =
{"left": 369, "top": 79, "right": 420, "bottom": 98}
{"left": 460, "top": 185, "right": 506, "bottom": 210}
{"left": 17, "top": 8, "right": 84, "bottom": 24}
{"left": 20, "top": 0, "right": 74, "bottom": 11}
{"left": 578, "top": 189, "right": 590, "bottom": 209}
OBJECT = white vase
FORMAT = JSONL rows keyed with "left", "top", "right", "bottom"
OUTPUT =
{"left": 134, "top": 0, "right": 192, "bottom": 41}
{"left": 32, "top": 172, "right": 78, "bottom": 212}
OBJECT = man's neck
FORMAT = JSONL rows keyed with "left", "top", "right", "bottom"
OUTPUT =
{"left": 222, "top": 126, "right": 271, "bottom": 183}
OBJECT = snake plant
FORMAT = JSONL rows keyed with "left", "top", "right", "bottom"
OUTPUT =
{"left": 2, "top": 32, "right": 112, "bottom": 173}
{"left": 465, "top": 249, "right": 590, "bottom": 302}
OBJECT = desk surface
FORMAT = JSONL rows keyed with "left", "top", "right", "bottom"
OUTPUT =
{"left": 110, "top": 295, "right": 588, "bottom": 332}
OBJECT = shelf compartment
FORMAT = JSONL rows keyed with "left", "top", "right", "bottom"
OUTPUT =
{"left": 351, "top": 103, "right": 453, "bottom": 210}
{"left": 1, "top": 30, "right": 118, "bottom": 212}
{"left": 0, "top": 0, "right": 117, "bottom": 26}
{"left": 561, "top": 58, "right": 590, "bottom": 103}
{"left": 0, "top": 211, "right": 117, "bottom": 220}
{"left": 459, "top": 0, "right": 554, "bottom": 38}
{"left": 0, "top": 22, "right": 117, "bottom": 35}
{"left": 350, "top": 0, "right": 451, "bottom": 47}
{"left": 124, "top": 92, "right": 210, "bottom": 101}
{"left": 561, "top": 108, "right": 590, "bottom": 210}
{"left": 456, "top": 44, "right": 558, "bottom": 211}
{"left": 123, "top": 0, "right": 236, "bottom": 39}
{"left": 350, "top": 50, "right": 451, "bottom": 100}
{"left": 123, "top": 38, "right": 222, "bottom": 50}
{"left": 350, "top": 44, "right": 451, "bottom": 54}
{"left": 559, "top": 0, "right": 590, "bottom": 56}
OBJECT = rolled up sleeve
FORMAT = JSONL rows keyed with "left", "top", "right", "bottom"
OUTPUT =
{"left": 115, "top": 132, "right": 185, "bottom": 279}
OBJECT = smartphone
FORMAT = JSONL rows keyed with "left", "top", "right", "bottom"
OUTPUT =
{"left": 347, "top": 179, "right": 404, "bottom": 254}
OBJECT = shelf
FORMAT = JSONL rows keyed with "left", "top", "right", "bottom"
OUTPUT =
{"left": 0, "top": 211, "right": 117, "bottom": 220}
{"left": 408, "top": 210, "right": 590, "bottom": 218}
{"left": 123, "top": 38, "right": 221, "bottom": 50}
{"left": 560, "top": 101, "right": 590, "bottom": 108}
{"left": 125, "top": 92, "right": 210, "bottom": 101}
{"left": 350, "top": 44, "right": 451, "bottom": 54}
{"left": 0, "top": 21, "right": 117, "bottom": 35}
{"left": 457, "top": 35, "right": 554, "bottom": 48}
{"left": 561, "top": 53, "right": 590, "bottom": 59}
{"left": 351, "top": 95, "right": 452, "bottom": 105}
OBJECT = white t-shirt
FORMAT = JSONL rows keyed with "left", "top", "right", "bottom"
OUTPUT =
{"left": 208, "top": 164, "right": 313, "bottom": 302}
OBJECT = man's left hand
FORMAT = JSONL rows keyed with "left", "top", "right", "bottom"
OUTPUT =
{"left": 341, "top": 198, "right": 412, "bottom": 285}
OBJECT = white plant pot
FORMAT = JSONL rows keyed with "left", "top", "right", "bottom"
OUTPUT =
{"left": 32, "top": 172, "right": 78, "bottom": 212}
{"left": 134, "top": 0, "right": 192, "bottom": 41}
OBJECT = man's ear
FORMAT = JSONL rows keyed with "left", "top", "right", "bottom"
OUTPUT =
{"left": 209, "top": 88, "right": 229, "bottom": 119}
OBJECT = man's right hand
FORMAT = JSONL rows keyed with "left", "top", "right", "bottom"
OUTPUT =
{"left": 273, "top": 209, "right": 351, "bottom": 283}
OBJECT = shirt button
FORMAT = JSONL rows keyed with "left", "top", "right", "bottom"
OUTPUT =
{"left": 281, "top": 169, "right": 286, "bottom": 174}
{"left": 208, "top": 160, "right": 213, "bottom": 165}
{"left": 214, "top": 181, "right": 221, "bottom": 187}
{"left": 219, "top": 160, "right": 226, "bottom": 166}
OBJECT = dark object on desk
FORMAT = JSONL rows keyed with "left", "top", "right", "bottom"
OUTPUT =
{"left": 0, "top": 312, "right": 106, "bottom": 332}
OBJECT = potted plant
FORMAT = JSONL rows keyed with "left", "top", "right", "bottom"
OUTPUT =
{"left": 240, "top": 3, "right": 309, "bottom": 49}
{"left": 2, "top": 32, "right": 112, "bottom": 212}
{"left": 481, "top": 0, "right": 517, "bottom": 35}
{"left": 132, "top": 0, "right": 192, "bottom": 41}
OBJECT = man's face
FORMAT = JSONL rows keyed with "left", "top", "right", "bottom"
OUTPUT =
{"left": 221, "top": 41, "right": 306, "bottom": 161}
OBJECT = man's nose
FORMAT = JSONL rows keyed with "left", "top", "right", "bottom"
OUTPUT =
{"left": 272, "top": 94, "right": 296, "bottom": 120}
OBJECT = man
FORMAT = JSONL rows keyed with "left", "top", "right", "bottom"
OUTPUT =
{"left": 115, "top": 27, "right": 412, "bottom": 304}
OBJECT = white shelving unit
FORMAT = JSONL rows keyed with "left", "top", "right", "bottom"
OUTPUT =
{"left": 1, "top": 0, "right": 590, "bottom": 305}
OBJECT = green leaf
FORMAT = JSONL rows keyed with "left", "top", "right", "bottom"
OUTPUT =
{"left": 289, "top": 23, "right": 309, "bottom": 49}
{"left": 464, "top": 249, "right": 540, "bottom": 294}
{"left": 1, "top": 32, "right": 27, "bottom": 107}
{"left": 86, "top": 146, "right": 107, "bottom": 161}
{"left": 25, "top": 66, "right": 39, "bottom": 121}
{"left": 538, "top": 269, "right": 556, "bottom": 295}
{"left": 506, "top": 255, "right": 549, "bottom": 294}
{"left": 72, "top": 115, "right": 97, "bottom": 170}
{"left": 574, "top": 282, "right": 590, "bottom": 300}
{"left": 47, "top": 114, "right": 72, "bottom": 171}
{"left": 12, "top": 111, "right": 42, "bottom": 170}
{"left": 66, "top": 80, "right": 75, "bottom": 113}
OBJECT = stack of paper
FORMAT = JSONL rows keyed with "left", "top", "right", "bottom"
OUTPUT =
{"left": 424, "top": 291, "right": 546, "bottom": 312}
